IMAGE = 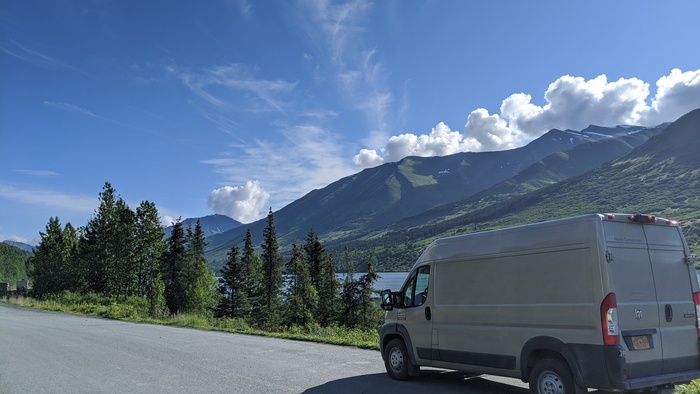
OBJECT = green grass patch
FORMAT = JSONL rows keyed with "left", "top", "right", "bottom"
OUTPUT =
{"left": 1, "top": 293, "right": 380, "bottom": 351}
{"left": 678, "top": 380, "right": 700, "bottom": 394}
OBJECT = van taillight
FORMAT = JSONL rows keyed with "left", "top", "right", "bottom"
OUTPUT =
{"left": 601, "top": 293, "right": 620, "bottom": 345}
{"left": 694, "top": 292, "right": 700, "bottom": 338}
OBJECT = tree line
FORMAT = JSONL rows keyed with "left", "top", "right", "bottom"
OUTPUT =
{"left": 28, "top": 182, "right": 382, "bottom": 331}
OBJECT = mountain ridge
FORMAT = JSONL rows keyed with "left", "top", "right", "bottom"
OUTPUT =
{"left": 202, "top": 119, "right": 673, "bottom": 271}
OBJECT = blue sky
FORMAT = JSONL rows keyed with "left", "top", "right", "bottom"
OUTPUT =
{"left": 2, "top": 1, "right": 700, "bottom": 245}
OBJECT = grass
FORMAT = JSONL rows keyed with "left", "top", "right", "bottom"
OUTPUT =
{"left": 0, "top": 292, "right": 381, "bottom": 351}
{"left": 678, "top": 380, "right": 700, "bottom": 394}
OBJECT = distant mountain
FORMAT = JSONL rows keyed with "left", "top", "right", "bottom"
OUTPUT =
{"left": 2, "top": 240, "right": 35, "bottom": 253}
{"left": 164, "top": 214, "right": 241, "bottom": 239}
{"left": 204, "top": 121, "right": 666, "bottom": 270}
{"left": 342, "top": 108, "right": 700, "bottom": 271}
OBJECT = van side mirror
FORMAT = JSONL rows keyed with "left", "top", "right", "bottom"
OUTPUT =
{"left": 380, "top": 289, "right": 402, "bottom": 311}
{"left": 380, "top": 289, "right": 393, "bottom": 310}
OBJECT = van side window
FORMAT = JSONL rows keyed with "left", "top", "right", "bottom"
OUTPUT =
{"left": 402, "top": 265, "right": 430, "bottom": 308}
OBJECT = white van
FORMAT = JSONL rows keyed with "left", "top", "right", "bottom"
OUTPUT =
{"left": 380, "top": 214, "right": 700, "bottom": 394}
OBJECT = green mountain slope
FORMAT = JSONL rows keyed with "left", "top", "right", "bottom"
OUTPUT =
{"left": 344, "top": 108, "right": 700, "bottom": 271}
{"left": 204, "top": 122, "right": 665, "bottom": 272}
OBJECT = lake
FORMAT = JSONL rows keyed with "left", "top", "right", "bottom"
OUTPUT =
{"left": 337, "top": 272, "right": 409, "bottom": 292}
{"left": 364, "top": 269, "right": 700, "bottom": 292}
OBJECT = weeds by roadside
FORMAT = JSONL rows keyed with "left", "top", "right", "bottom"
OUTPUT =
{"left": 0, "top": 293, "right": 380, "bottom": 351}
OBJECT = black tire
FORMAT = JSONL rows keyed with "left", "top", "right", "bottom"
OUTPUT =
{"left": 384, "top": 338, "right": 412, "bottom": 380}
{"left": 529, "top": 359, "right": 585, "bottom": 394}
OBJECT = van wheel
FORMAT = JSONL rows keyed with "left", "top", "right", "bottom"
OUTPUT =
{"left": 384, "top": 339, "right": 412, "bottom": 380}
{"left": 529, "top": 359, "right": 585, "bottom": 394}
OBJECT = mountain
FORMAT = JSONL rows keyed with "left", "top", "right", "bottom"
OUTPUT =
{"left": 341, "top": 108, "right": 700, "bottom": 270}
{"left": 204, "top": 121, "right": 666, "bottom": 270}
{"left": 164, "top": 214, "right": 241, "bottom": 239}
{"left": 2, "top": 240, "right": 35, "bottom": 253}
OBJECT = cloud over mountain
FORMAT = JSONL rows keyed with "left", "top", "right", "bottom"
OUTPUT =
{"left": 208, "top": 181, "right": 269, "bottom": 223}
{"left": 354, "top": 68, "right": 700, "bottom": 168}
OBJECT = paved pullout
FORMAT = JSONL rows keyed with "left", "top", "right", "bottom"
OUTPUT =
{"left": 0, "top": 304, "right": 529, "bottom": 393}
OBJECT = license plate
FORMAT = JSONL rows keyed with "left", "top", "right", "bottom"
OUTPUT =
{"left": 631, "top": 335, "right": 651, "bottom": 350}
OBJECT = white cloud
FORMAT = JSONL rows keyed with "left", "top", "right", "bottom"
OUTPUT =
{"left": 0, "top": 184, "right": 96, "bottom": 214}
{"left": 354, "top": 68, "right": 700, "bottom": 168}
{"left": 352, "top": 148, "right": 384, "bottom": 167}
{"left": 208, "top": 181, "right": 270, "bottom": 223}
{"left": 203, "top": 124, "right": 355, "bottom": 214}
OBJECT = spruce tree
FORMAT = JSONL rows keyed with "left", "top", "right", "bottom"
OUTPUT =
{"left": 260, "top": 209, "right": 283, "bottom": 329}
{"left": 358, "top": 255, "right": 381, "bottom": 330}
{"left": 30, "top": 217, "right": 78, "bottom": 297}
{"left": 316, "top": 251, "right": 339, "bottom": 326}
{"left": 162, "top": 219, "right": 187, "bottom": 314}
{"left": 339, "top": 246, "right": 360, "bottom": 327}
{"left": 283, "top": 242, "right": 317, "bottom": 327}
{"left": 80, "top": 182, "right": 118, "bottom": 295}
{"left": 241, "top": 229, "right": 262, "bottom": 321}
{"left": 134, "top": 201, "right": 167, "bottom": 315}
{"left": 304, "top": 230, "right": 324, "bottom": 289}
{"left": 215, "top": 244, "right": 247, "bottom": 318}
{"left": 183, "top": 220, "right": 215, "bottom": 315}
{"left": 79, "top": 182, "right": 137, "bottom": 298}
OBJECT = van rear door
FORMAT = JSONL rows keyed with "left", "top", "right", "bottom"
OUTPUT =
{"left": 643, "top": 224, "right": 699, "bottom": 374}
{"left": 603, "top": 218, "right": 699, "bottom": 378}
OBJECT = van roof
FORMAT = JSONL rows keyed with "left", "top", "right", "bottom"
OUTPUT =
{"left": 415, "top": 213, "right": 681, "bottom": 265}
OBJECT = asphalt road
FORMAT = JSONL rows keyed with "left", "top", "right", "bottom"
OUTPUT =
{"left": 0, "top": 304, "right": 530, "bottom": 394}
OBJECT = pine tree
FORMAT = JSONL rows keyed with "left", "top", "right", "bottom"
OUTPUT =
{"left": 111, "top": 198, "right": 137, "bottom": 299}
{"left": 79, "top": 182, "right": 137, "bottom": 298}
{"left": 339, "top": 246, "right": 360, "bottom": 327}
{"left": 134, "top": 201, "right": 167, "bottom": 315}
{"left": 358, "top": 255, "right": 381, "bottom": 330}
{"left": 215, "top": 244, "right": 247, "bottom": 318}
{"left": 260, "top": 209, "right": 283, "bottom": 329}
{"left": 304, "top": 230, "right": 324, "bottom": 289}
{"left": 316, "top": 250, "right": 339, "bottom": 327}
{"left": 183, "top": 220, "right": 215, "bottom": 315}
{"left": 241, "top": 229, "right": 262, "bottom": 320}
{"left": 30, "top": 217, "right": 78, "bottom": 297}
{"left": 283, "top": 242, "right": 318, "bottom": 327}
{"left": 162, "top": 219, "right": 187, "bottom": 315}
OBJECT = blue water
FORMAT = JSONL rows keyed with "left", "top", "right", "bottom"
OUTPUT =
{"left": 336, "top": 272, "right": 409, "bottom": 292}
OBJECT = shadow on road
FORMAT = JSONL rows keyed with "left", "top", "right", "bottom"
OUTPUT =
{"left": 302, "top": 369, "right": 531, "bottom": 394}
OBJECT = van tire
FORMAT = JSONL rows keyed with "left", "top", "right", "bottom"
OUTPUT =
{"left": 529, "top": 359, "right": 585, "bottom": 394}
{"left": 384, "top": 338, "right": 412, "bottom": 380}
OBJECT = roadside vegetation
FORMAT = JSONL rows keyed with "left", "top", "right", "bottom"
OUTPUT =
{"left": 4, "top": 182, "right": 383, "bottom": 350}
{"left": 1, "top": 292, "right": 380, "bottom": 349}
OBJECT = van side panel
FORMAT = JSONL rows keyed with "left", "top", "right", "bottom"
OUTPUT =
{"left": 430, "top": 217, "right": 605, "bottom": 376}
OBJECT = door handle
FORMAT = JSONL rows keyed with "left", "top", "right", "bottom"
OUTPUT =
{"left": 425, "top": 307, "right": 432, "bottom": 321}
{"left": 665, "top": 304, "right": 673, "bottom": 322}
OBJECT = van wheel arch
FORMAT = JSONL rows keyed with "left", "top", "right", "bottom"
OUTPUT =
{"left": 521, "top": 337, "right": 584, "bottom": 388}
{"left": 381, "top": 324, "right": 420, "bottom": 377}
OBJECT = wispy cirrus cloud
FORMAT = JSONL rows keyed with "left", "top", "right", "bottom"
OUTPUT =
{"left": 1, "top": 40, "right": 84, "bottom": 73}
{"left": 300, "top": 0, "right": 392, "bottom": 148}
{"left": 13, "top": 169, "right": 58, "bottom": 177}
{"left": 177, "top": 64, "right": 298, "bottom": 115}
{"left": 0, "top": 184, "right": 96, "bottom": 214}
{"left": 43, "top": 101, "right": 166, "bottom": 138}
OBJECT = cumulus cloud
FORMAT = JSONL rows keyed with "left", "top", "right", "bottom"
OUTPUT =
{"left": 208, "top": 181, "right": 270, "bottom": 223}
{"left": 354, "top": 68, "right": 700, "bottom": 168}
